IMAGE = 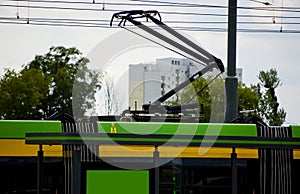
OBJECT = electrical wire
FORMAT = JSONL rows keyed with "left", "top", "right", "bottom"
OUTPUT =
{"left": 3, "top": 16, "right": 300, "bottom": 25}
{"left": 2, "top": 0, "right": 300, "bottom": 17}
{"left": 10, "top": 0, "right": 300, "bottom": 13}
{"left": 0, "top": 3, "right": 122, "bottom": 12}
{"left": 3, "top": 16, "right": 300, "bottom": 26}
{"left": 0, "top": 17, "right": 300, "bottom": 28}
{"left": 130, "top": 0, "right": 300, "bottom": 11}
{"left": 1, "top": 17, "right": 300, "bottom": 33}
{"left": 1, "top": 1, "right": 300, "bottom": 33}
{"left": 10, "top": 0, "right": 197, "bottom": 8}
{"left": 0, "top": 20, "right": 116, "bottom": 28}
{"left": 2, "top": 3, "right": 300, "bottom": 19}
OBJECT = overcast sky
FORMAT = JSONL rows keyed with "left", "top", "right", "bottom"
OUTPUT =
{"left": 0, "top": 0, "right": 300, "bottom": 124}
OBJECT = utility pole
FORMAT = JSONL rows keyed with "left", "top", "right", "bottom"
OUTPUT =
{"left": 225, "top": 0, "right": 238, "bottom": 123}
{"left": 226, "top": 2, "right": 238, "bottom": 194}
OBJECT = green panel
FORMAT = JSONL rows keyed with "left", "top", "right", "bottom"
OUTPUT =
{"left": 291, "top": 125, "right": 300, "bottom": 138}
{"left": 0, "top": 120, "right": 62, "bottom": 139}
{"left": 97, "top": 122, "right": 257, "bottom": 137}
{"left": 86, "top": 170, "right": 149, "bottom": 194}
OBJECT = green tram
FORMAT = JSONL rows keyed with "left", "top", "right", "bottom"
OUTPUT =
{"left": 1, "top": 120, "right": 300, "bottom": 194}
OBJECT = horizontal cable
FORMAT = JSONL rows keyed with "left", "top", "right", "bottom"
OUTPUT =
{"left": 2, "top": 16, "right": 300, "bottom": 26}
{"left": 2, "top": 3, "right": 300, "bottom": 19}
{"left": 0, "top": 19, "right": 298, "bottom": 33}
{"left": 11, "top": 0, "right": 300, "bottom": 13}
{"left": 0, "top": 20, "right": 116, "bottom": 28}
{"left": 131, "top": 0, "right": 300, "bottom": 11}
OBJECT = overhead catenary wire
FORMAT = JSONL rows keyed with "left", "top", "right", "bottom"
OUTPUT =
{"left": 2, "top": 4, "right": 300, "bottom": 23}
{"left": 10, "top": 0, "right": 190, "bottom": 8}
{"left": 10, "top": 0, "right": 300, "bottom": 13}
{"left": 1, "top": 1, "right": 300, "bottom": 33}
{"left": 2, "top": 16, "right": 300, "bottom": 26}
{"left": 130, "top": 0, "right": 300, "bottom": 12}
{"left": 3, "top": 2, "right": 300, "bottom": 18}
{"left": 1, "top": 17, "right": 300, "bottom": 33}
{"left": 0, "top": 16, "right": 298, "bottom": 33}
{"left": 0, "top": 20, "right": 115, "bottom": 28}
{"left": 0, "top": 17, "right": 299, "bottom": 33}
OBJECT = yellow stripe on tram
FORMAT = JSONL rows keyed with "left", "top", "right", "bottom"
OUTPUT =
{"left": 0, "top": 139, "right": 62, "bottom": 157}
{"left": 160, "top": 147, "right": 258, "bottom": 159}
{"left": 99, "top": 145, "right": 154, "bottom": 158}
{"left": 293, "top": 149, "right": 300, "bottom": 159}
{"left": 99, "top": 145, "right": 259, "bottom": 159}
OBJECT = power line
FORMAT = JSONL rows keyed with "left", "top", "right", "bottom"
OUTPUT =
{"left": 0, "top": 21, "right": 114, "bottom": 28}
{"left": 1, "top": 18, "right": 299, "bottom": 33}
{"left": 11, "top": 0, "right": 300, "bottom": 13}
{"left": 131, "top": 0, "right": 300, "bottom": 11}
{"left": 5, "top": 0, "right": 300, "bottom": 15}
{"left": 0, "top": 16, "right": 110, "bottom": 23}
{"left": 9, "top": 0, "right": 199, "bottom": 8}
{"left": 2, "top": 16, "right": 300, "bottom": 26}
{"left": 1, "top": 0, "right": 300, "bottom": 33}
{"left": 0, "top": 3, "right": 121, "bottom": 12}
{"left": 2, "top": 3, "right": 300, "bottom": 20}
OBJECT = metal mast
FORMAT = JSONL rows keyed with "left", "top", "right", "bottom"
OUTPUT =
{"left": 225, "top": 0, "right": 238, "bottom": 123}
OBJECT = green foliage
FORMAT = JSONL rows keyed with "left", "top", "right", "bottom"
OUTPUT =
{"left": 180, "top": 77, "right": 225, "bottom": 123}
{"left": 256, "top": 68, "right": 286, "bottom": 126}
{"left": 179, "top": 77, "right": 209, "bottom": 122}
{"left": 179, "top": 77, "right": 259, "bottom": 123}
{"left": 238, "top": 83, "right": 259, "bottom": 116}
{"left": 0, "top": 69, "right": 50, "bottom": 119}
{"left": 178, "top": 68, "right": 286, "bottom": 125}
{"left": 208, "top": 77, "right": 225, "bottom": 123}
{"left": 72, "top": 64, "right": 102, "bottom": 118}
{"left": 0, "top": 46, "right": 102, "bottom": 119}
{"left": 258, "top": 68, "right": 281, "bottom": 89}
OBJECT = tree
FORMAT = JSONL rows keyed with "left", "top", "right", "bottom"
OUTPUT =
{"left": 179, "top": 77, "right": 260, "bottom": 122}
{"left": 209, "top": 77, "right": 225, "bottom": 122}
{"left": 179, "top": 68, "right": 287, "bottom": 125}
{"left": 180, "top": 77, "right": 211, "bottom": 122}
{"left": 0, "top": 46, "right": 102, "bottom": 119}
{"left": 238, "top": 83, "right": 259, "bottom": 116}
{"left": 255, "top": 68, "right": 286, "bottom": 126}
{"left": 0, "top": 69, "right": 50, "bottom": 119}
{"left": 180, "top": 76, "right": 225, "bottom": 122}
{"left": 101, "top": 77, "right": 122, "bottom": 115}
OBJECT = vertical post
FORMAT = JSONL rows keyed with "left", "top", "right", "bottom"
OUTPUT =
{"left": 37, "top": 144, "right": 43, "bottom": 194}
{"left": 231, "top": 147, "right": 237, "bottom": 194}
{"left": 225, "top": 0, "right": 238, "bottom": 122}
{"left": 72, "top": 149, "right": 81, "bottom": 194}
{"left": 154, "top": 146, "right": 160, "bottom": 194}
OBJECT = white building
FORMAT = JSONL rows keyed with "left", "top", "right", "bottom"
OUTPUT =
{"left": 128, "top": 57, "right": 243, "bottom": 110}
{"left": 129, "top": 57, "right": 199, "bottom": 110}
